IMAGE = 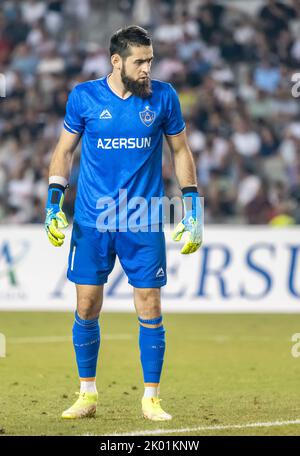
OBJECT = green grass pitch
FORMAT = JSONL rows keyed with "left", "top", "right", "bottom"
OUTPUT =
{"left": 0, "top": 312, "right": 300, "bottom": 436}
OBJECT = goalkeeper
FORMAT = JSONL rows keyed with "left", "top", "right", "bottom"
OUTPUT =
{"left": 45, "top": 25, "right": 202, "bottom": 422}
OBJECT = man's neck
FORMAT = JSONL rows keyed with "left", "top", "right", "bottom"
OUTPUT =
{"left": 107, "top": 72, "right": 132, "bottom": 99}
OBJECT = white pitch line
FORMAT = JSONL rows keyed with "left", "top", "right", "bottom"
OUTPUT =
{"left": 101, "top": 419, "right": 300, "bottom": 436}
{"left": 8, "top": 334, "right": 133, "bottom": 344}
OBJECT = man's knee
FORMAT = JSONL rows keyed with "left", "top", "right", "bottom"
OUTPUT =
{"left": 134, "top": 288, "right": 161, "bottom": 320}
{"left": 76, "top": 285, "right": 103, "bottom": 320}
{"left": 77, "top": 298, "right": 99, "bottom": 320}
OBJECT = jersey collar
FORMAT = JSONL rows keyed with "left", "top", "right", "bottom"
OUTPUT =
{"left": 105, "top": 74, "right": 133, "bottom": 101}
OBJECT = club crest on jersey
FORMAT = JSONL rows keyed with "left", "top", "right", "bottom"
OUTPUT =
{"left": 139, "top": 106, "right": 155, "bottom": 127}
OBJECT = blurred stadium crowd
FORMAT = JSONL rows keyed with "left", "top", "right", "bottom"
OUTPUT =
{"left": 1, "top": 0, "right": 300, "bottom": 224}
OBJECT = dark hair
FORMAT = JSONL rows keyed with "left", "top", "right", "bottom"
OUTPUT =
{"left": 109, "top": 25, "right": 152, "bottom": 58}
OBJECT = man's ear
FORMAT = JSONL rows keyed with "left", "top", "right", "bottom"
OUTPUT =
{"left": 111, "top": 54, "right": 122, "bottom": 71}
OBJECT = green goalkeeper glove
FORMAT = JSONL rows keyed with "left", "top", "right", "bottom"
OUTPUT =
{"left": 172, "top": 187, "right": 203, "bottom": 254}
{"left": 45, "top": 184, "right": 68, "bottom": 247}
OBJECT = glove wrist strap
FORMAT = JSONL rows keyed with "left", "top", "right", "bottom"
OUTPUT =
{"left": 48, "top": 183, "right": 67, "bottom": 193}
{"left": 181, "top": 187, "right": 201, "bottom": 215}
{"left": 47, "top": 184, "right": 68, "bottom": 206}
{"left": 181, "top": 186, "right": 198, "bottom": 195}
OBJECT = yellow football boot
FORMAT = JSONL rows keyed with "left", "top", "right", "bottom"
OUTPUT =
{"left": 61, "top": 392, "right": 98, "bottom": 419}
{"left": 142, "top": 397, "right": 172, "bottom": 421}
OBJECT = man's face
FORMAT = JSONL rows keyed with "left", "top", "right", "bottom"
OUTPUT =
{"left": 120, "top": 45, "right": 153, "bottom": 98}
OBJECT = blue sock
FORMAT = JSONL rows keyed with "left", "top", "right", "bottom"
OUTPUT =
{"left": 138, "top": 316, "right": 166, "bottom": 384}
{"left": 72, "top": 311, "right": 100, "bottom": 379}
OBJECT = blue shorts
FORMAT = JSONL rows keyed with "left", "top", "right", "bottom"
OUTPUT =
{"left": 67, "top": 223, "right": 167, "bottom": 288}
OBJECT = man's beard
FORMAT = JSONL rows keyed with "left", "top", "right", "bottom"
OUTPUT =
{"left": 121, "top": 67, "right": 152, "bottom": 99}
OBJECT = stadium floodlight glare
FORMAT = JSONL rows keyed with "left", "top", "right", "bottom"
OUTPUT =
{"left": 0, "top": 333, "right": 6, "bottom": 358}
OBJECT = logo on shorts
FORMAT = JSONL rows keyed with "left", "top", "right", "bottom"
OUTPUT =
{"left": 156, "top": 267, "right": 165, "bottom": 278}
{"left": 139, "top": 106, "right": 155, "bottom": 127}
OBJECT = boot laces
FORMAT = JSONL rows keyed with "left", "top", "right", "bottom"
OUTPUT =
{"left": 151, "top": 397, "right": 163, "bottom": 408}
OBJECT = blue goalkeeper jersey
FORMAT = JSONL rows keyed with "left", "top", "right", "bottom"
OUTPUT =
{"left": 63, "top": 75, "right": 185, "bottom": 229}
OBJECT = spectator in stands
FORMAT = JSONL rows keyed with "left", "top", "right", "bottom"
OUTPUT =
{"left": 0, "top": 0, "right": 300, "bottom": 225}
